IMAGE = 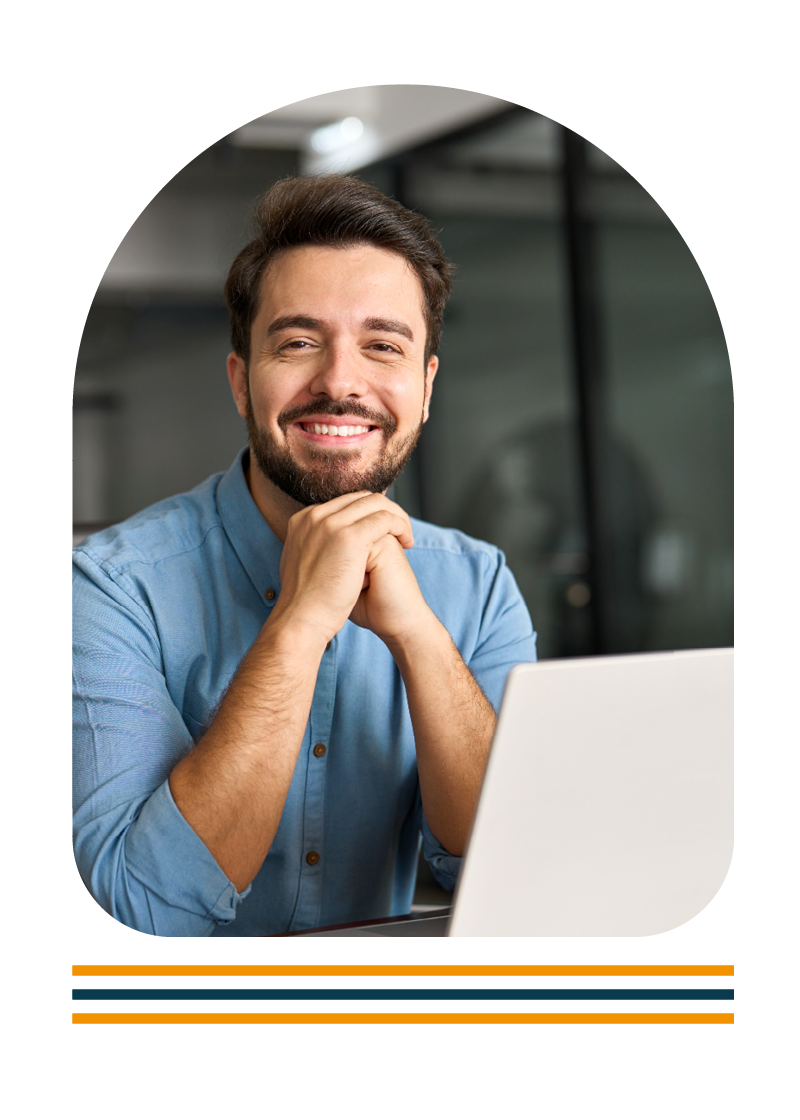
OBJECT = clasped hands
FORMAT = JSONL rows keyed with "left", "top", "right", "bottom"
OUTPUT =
{"left": 272, "top": 491, "right": 431, "bottom": 649}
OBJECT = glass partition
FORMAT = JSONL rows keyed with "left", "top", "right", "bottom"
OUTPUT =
{"left": 362, "top": 109, "right": 732, "bottom": 657}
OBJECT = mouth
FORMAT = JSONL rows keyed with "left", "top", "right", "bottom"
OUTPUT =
{"left": 292, "top": 418, "right": 381, "bottom": 446}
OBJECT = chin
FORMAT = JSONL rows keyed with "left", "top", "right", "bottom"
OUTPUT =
{"left": 248, "top": 415, "right": 421, "bottom": 507}
{"left": 258, "top": 447, "right": 405, "bottom": 506}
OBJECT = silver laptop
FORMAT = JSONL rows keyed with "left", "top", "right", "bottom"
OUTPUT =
{"left": 297, "top": 648, "right": 733, "bottom": 937}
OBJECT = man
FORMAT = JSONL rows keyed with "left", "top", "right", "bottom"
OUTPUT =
{"left": 73, "top": 175, "right": 537, "bottom": 936}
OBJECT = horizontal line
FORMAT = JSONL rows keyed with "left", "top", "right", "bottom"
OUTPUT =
{"left": 72, "top": 965, "right": 734, "bottom": 977}
{"left": 73, "top": 1012, "right": 734, "bottom": 1025}
{"left": 72, "top": 988, "right": 735, "bottom": 1001}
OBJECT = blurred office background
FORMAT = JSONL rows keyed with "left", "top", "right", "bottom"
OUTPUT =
{"left": 74, "top": 85, "right": 733, "bottom": 662}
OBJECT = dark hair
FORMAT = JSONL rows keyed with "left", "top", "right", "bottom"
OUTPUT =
{"left": 224, "top": 175, "right": 453, "bottom": 365}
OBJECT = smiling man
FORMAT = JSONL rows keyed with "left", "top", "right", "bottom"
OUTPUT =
{"left": 73, "top": 176, "right": 537, "bottom": 936}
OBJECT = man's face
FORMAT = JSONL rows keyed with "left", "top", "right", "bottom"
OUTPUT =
{"left": 227, "top": 244, "right": 437, "bottom": 506}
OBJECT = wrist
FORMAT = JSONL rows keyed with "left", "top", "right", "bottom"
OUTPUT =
{"left": 259, "top": 605, "right": 331, "bottom": 661}
{"left": 382, "top": 607, "right": 449, "bottom": 667}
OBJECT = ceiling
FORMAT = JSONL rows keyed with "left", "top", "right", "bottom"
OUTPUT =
{"left": 227, "top": 86, "right": 511, "bottom": 174}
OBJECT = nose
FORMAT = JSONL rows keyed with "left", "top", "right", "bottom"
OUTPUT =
{"left": 307, "top": 343, "right": 368, "bottom": 401}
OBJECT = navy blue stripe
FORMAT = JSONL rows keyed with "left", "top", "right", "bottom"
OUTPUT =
{"left": 72, "top": 988, "right": 734, "bottom": 1001}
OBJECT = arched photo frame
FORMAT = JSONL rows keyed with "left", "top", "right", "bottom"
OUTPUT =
{"left": 73, "top": 85, "right": 733, "bottom": 939}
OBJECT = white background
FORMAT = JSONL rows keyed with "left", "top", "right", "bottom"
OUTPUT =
{"left": 3, "top": 0, "right": 796, "bottom": 1115}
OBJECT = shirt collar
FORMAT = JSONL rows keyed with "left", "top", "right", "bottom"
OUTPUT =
{"left": 216, "top": 447, "right": 283, "bottom": 602}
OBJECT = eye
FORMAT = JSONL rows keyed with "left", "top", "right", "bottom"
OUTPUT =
{"left": 280, "top": 339, "right": 313, "bottom": 351}
{"left": 369, "top": 342, "right": 401, "bottom": 354}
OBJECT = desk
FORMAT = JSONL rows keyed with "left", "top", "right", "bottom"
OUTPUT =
{"left": 278, "top": 907, "right": 451, "bottom": 936}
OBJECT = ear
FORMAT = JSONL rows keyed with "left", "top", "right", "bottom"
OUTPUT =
{"left": 422, "top": 355, "right": 438, "bottom": 423}
{"left": 227, "top": 352, "right": 249, "bottom": 419}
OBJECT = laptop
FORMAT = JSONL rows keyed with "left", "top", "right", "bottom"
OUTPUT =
{"left": 293, "top": 648, "right": 733, "bottom": 937}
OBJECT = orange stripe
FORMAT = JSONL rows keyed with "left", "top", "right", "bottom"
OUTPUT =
{"left": 73, "top": 1012, "right": 733, "bottom": 1025}
{"left": 72, "top": 965, "right": 734, "bottom": 977}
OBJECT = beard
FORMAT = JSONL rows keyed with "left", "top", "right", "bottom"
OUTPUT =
{"left": 246, "top": 392, "right": 423, "bottom": 506}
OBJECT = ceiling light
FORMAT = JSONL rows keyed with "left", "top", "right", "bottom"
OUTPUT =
{"left": 310, "top": 117, "right": 365, "bottom": 154}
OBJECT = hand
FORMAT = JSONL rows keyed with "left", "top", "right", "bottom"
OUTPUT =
{"left": 271, "top": 491, "right": 417, "bottom": 645}
{"left": 349, "top": 530, "right": 431, "bottom": 643}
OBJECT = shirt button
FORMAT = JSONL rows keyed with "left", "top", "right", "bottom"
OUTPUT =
{"left": 264, "top": 589, "right": 276, "bottom": 601}
{"left": 313, "top": 743, "right": 327, "bottom": 758}
{"left": 306, "top": 851, "right": 320, "bottom": 865}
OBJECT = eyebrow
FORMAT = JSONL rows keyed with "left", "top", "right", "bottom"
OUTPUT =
{"left": 363, "top": 317, "right": 414, "bottom": 342}
{"left": 266, "top": 315, "right": 324, "bottom": 336}
{"left": 265, "top": 314, "right": 414, "bottom": 343}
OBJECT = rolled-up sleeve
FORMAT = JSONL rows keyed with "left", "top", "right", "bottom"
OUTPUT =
{"left": 72, "top": 557, "right": 250, "bottom": 936}
{"left": 421, "top": 814, "right": 462, "bottom": 893}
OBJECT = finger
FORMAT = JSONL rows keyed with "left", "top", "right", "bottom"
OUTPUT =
{"left": 308, "top": 490, "right": 412, "bottom": 529}
{"left": 289, "top": 490, "right": 374, "bottom": 526}
{"left": 290, "top": 491, "right": 406, "bottom": 534}
{"left": 364, "top": 531, "right": 409, "bottom": 572}
{"left": 326, "top": 505, "right": 414, "bottom": 550}
{"left": 376, "top": 498, "right": 415, "bottom": 549}
{"left": 342, "top": 495, "right": 412, "bottom": 537}
{"left": 288, "top": 492, "right": 414, "bottom": 551}
{"left": 353, "top": 491, "right": 415, "bottom": 531}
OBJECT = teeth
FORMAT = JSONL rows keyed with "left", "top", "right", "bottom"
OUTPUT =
{"left": 305, "top": 423, "right": 369, "bottom": 437}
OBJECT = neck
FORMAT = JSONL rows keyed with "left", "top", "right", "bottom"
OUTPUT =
{"left": 244, "top": 450, "right": 303, "bottom": 544}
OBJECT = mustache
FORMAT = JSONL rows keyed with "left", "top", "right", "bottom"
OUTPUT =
{"left": 278, "top": 399, "right": 397, "bottom": 435}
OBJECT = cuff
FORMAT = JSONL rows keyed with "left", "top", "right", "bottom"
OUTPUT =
{"left": 126, "top": 779, "right": 252, "bottom": 925}
{"left": 421, "top": 815, "right": 462, "bottom": 893}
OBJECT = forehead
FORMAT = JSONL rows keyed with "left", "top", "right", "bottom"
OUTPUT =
{"left": 255, "top": 244, "right": 426, "bottom": 326}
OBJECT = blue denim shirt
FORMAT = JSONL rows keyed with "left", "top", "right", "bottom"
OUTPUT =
{"left": 73, "top": 449, "right": 537, "bottom": 936}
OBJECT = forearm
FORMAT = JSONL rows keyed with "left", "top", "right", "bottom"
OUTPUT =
{"left": 169, "top": 614, "right": 327, "bottom": 891}
{"left": 169, "top": 493, "right": 419, "bottom": 893}
{"left": 386, "top": 614, "right": 496, "bottom": 856}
